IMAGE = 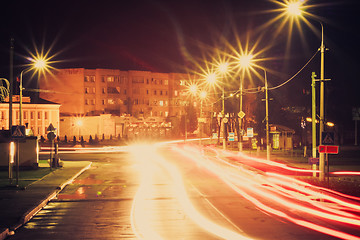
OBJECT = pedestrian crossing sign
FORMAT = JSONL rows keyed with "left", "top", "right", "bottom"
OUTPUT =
{"left": 321, "top": 132, "right": 335, "bottom": 145}
{"left": 11, "top": 125, "right": 26, "bottom": 139}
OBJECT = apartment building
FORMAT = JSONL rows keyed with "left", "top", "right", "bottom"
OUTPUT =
{"left": 38, "top": 68, "right": 193, "bottom": 119}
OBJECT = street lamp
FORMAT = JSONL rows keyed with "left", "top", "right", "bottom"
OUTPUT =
{"left": 19, "top": 57, "right": 50, "bottom": 126}
{"left": 282, "top": 1, "right": 327, "bottom": 180}
{"left": 237, "top": 54, "right": 253, "bottom": 152}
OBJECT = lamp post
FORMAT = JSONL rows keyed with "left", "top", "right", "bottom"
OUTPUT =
{"left": 263, "top": 69, "right": 270, "bottom": 161}
{"left": 19, "top": 57, "right": 49, "bottom": 126}
{"left": 237, "top": 54, "right": 253, "bottom": 152}
{"left": 318, "top": 22, "right": 326, "bottom": 181}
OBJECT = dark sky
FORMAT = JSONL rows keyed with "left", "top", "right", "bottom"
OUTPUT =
{"left": 0, "top": 0, "right": 359, "bottom": 119}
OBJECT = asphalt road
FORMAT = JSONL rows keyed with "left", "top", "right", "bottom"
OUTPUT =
{"left": 8, "top": 143, "right": 360, "bottom": 239}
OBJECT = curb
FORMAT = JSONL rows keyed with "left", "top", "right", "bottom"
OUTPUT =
{"left": 0, "top": 162, "right": 92, "bottom": 240}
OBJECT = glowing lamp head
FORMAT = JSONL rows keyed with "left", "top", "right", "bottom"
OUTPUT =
{"left": 76, "top": 120, "right": 83, "bottom": 127}
{"left": 238, "top": 54, "right": 253, "bottom": 69}
{"left": 199, "top": 90, "right": 207, "bottom": 100}
{"left": 189, "top": 84, "right": 198, "bottom": 95}
{"left": 286, "top": 1, "right": 302, "bottom": 17}
{"left": 217, "top": 62, "right": 229, "bottom": 74}
{"left": 206, "top": 73, "right": 217, "bottom": 85}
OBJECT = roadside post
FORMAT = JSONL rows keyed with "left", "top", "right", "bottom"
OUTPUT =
{"left": 47, "top": 123, "right": 56, "bottom": 170}
{"left": 11, "top": 125, "right": 26, "bottom": 186}
{"left": 319, "top": 131, "right": 339, "bottom": 183}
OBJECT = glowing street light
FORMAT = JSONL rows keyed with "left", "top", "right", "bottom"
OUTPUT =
{"left": 237, "top": 54, "right": 254, "bottom": 152}
{"left": 19, "top": 55, "right": 50, "bottom": 126}
{"left": 282, "top": 0, "right": 328, "bottom": 180}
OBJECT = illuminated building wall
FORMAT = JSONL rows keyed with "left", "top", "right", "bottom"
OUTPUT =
{"left": 0, "top": 96, "right": 60, "bottom": 137}
{"left": 38, "top": 68, "right": 195, "bottom": 118}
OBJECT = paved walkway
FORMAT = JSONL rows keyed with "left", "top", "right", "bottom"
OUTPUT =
{"left": 0, "top": 161, "right": 91, "bottom": 240}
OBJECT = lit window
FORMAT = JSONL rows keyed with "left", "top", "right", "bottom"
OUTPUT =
{"left": 174, "top": 90, "right": 178, "bottom": 96}
{"left": 108, "top": 99, "right": 115, "bottom": 104}
{"left": 85, "top": 87, "right": 89, "bottom": 94}
{"left": 90, "top": 76, "right": 95, "bottom": 82}
{"left": 84, "top": 76, "right": 89, "bottom": 82}
{"left": 165, "top": 111, "right": 168, "bottom": 117}
{"left": 102, "top": 88, "right": 106, "bottom": 94}
{"left": 164, "top": 80, "right": 168, "bottom": 85}
{"left": 92, "top": 87, "right": 96, "bottom": 93}
{"left": 85, "top": 99, "right": 89, "bottom": 105}
{"left": 107, "top": 76, "right": 114, "bottom": 82}
{"left": 159, "top": 100, "right": 164, "bottom": 106}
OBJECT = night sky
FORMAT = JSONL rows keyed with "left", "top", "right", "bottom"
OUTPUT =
{"left": 0, "top": 0, "right": 359, "bottom": 125}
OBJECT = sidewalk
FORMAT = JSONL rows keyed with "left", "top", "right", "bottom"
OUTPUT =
{"left": 0, "top": 161, "right": 92, "bottom": 240}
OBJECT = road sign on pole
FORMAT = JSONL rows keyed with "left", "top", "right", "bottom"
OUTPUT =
{"left": 247, "top": 128, "right": 254, "bottom": 138}
{"left": 319, "top": 145, "right": 339, "bottom": 154}
{"left": 321, "top": 132, "right": 335, "bottom": 145}
{"left": 11, "top": 125, "right": 25, "bottom": 139}
{"left": 229, "top": 132, "right": 235, "bottom": 141}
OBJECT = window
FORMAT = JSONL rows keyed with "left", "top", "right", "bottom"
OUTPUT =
{"left": 45, "top": 112, "right": 48, "bottom": 119}
{"left": 91, "top": 99, "right": 95, "bottom": 105}
{"left": 90, "top": 76, "right": 95, "bottom": 82}
{"left": 180, "top": 80, "right": 186, "bottom": 86}
{"left": 107, "top": 76, "right": 114, "bottom": 82}
{"left": 16, "top": 111, "right": 18, "bottom": 119}
{"left": 154, "top": 90, "right": 157, "bottom": 95}
{"left": 85, "top": 99, "right": 89, "bottom": 105}
{"left": 160, "top": 79, "right": 163, "bottom": 85}
{"left": 165, "top": 111, "right": 168, "bottom": 117}
{"left": 160, "top": 90, "right": 163, "bottom": 95}
{"left": 174, "top": 90, "right": 178, "bottom": 96}
{"left": 84, "top": 76, "right": 89, "bottom": 82}
{"left": 85, "top": 87, "right": 89, "bottom": 94}
{"left": 102, "top": 88, "right": 106, "bottom": 94}
{"left": 146, "top": 79, "right": 149, "bottom": 84}
{"left": 108, "top": 99, "right": 115, "bottom": 104}
{"left": 165, "top": 91, "right": 168, "bottom": 95}
{"left": 24, "top": 111, "right": 27, "bottom": 120}
{"left": 31, "top": 112, "right": 34, "bottom": 120}
{"left": 146, "top": 89, "right": 149, "bottom": 95}
{"left": 92, "top": 87, "right": 96, "bottom": 93}
{"left": 38, "top": 112, "right": 41, "bottom": 119}
{"left": 132, "top": 76, "right": 144, "bottom": 83}
{"left": 159, "top": 100, "right": 164, "bottom": 106}
{"left": 101, "top": 76, "right": 105, "bottom": 82}
{"left": 102, "top": 99, "right": 105, "bottom": 105}
{"left": 164, "top": 80, "right": 168, "bottom": 85}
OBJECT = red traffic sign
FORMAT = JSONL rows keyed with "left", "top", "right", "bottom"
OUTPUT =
{"left": 319, "top": 145, "right": 339, "bottom": 154}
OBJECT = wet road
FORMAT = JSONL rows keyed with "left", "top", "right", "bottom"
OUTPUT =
{"left": 8, "top": 143, "right": 360, "bottom": 239}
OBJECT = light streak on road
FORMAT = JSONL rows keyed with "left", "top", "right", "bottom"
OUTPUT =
{"left": 331, "top": 171, "right": 360, "bottom": 176}
{"left": 128, "top": 144, "right": 252, "bottom": 240}
{"left": 172, "top": 145, "right": 360, "bottom": 240}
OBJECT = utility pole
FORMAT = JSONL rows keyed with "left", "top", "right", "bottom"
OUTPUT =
{"left": 319, "top": 23, "right": 325, "bottom": 181}
{"left": 311, "top": 72, "right": 317, "bottom": 177}
{"left": 9, "top": 38, "right": 14, "bottom": 130}
{"left": 265, "top": 71, "right": 270, "bottom": 161}
{"left": 238, "top": 76, "right": 243, "bottom": 152}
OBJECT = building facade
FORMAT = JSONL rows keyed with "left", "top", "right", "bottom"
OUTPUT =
{"left": 0, "top": 96, "right": 60, "bottom": 137}
{"left": 38, "top": 68, "right": 195, "bottom": 119}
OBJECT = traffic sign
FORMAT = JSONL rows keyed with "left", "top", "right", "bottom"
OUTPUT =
{"left": 11, "top": 125, "right": 26, "bottom": 139}
{"left": 247, "top": 127, "right": 254, "bottom": 138}
{"left": 47, "top": 132, "right": 56, "bottom": 141}
{"left": 321, "top": 132, "right": 335, "bottom": 145}
{"left": 47, "top": 123, "right": 56, "bottom": 132}
{"left": 319, "top": 145, "right": 339, "bottom": 154}
{"left": 238, "top": 111, "right": 245, "bottom": 119}
{"left": 228, "top": 132, "right": 235, "bottom": 141}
